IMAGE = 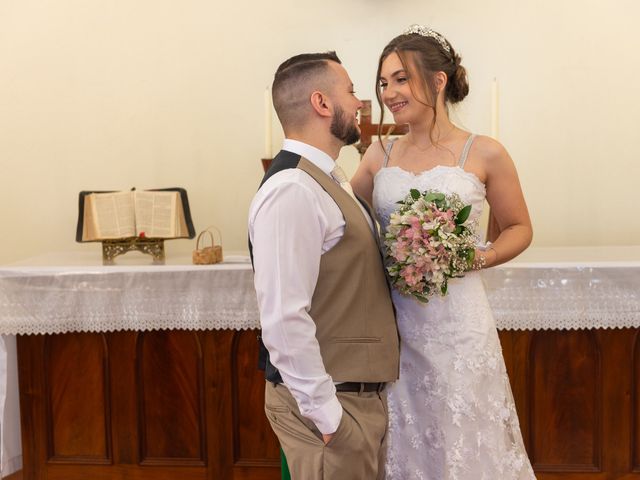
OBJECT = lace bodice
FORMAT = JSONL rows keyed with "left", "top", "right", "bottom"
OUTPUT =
{"left": 373, "top": 165, "right": 486, "bottom": 238}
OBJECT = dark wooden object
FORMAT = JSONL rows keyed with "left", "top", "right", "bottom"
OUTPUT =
{"left": 15, "top": 328, "right": 640, "bottom": 479}
{"left": 4, "top": 470, "right": 22, "bottom": 480}
{"left": 354, "top": 100, "right": 409, "bottom": 155}
{"left": 498, "top": 328, "right": 640, "bottom": 479}
{"left": 17, "top": 330, "right": 280, "bottom": 480}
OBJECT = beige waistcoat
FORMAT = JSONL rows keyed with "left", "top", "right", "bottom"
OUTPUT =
{"left": 298, "top": 158, "right": 399, "bottom": 383}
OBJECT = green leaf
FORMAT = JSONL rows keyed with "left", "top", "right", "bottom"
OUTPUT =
{"left": 441, "top": 281, "right": 448, "bottom": 295}
{"left": 426, "top": 192, "right": 445, "bottom": 203}
{"left": 455, "top": 205, "right": 472, "bottom": 224}
{"left": 467, "top": 249, "right": 475, "bottom": 267}
{"left": 410, "top": 189, "right": 421, "bottom": 200}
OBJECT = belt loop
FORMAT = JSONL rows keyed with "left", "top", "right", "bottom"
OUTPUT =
{"left": 377, "top": 382, "right": 384, "bottom": 393}
{"left": 358, "top": 382, "right": 365, "bottom": 395}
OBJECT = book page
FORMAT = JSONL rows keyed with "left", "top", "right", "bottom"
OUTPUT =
{"left": 134, "top": 191, "right": 177, "bottom": 238}
{"left": 175, "top": 194, "right": 190, "bottom": 237}
{"left": 83, "top": 195, "right": 98, "bottom": 241}
{"left": 87, "top": 192, "right": 136, "bottom": 239}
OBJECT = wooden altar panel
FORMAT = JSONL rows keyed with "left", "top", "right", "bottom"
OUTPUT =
{"left": 137, "top": 331, "right": 206, "bottom": 464}
{"left": 529, "top": 330, "right": 601, "bottom": 471}
{"left": 634, "top": 331, "right": 640, "bottom": 472}
{"left": 46, "top": 333, "right": 111, "bottom": 463}
{"left": 18, "top": 328, "right": 640, "bottom": 480}
{"left": 231, "top": 331, "right": 280, "bottom": 465}
{"left": 17, "top": 330, "right": 281, "bottom": 480}
{"left": 499, "top": 328, "right": 640, "bottom": 480}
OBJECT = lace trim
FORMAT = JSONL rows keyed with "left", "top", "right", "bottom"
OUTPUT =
{"left": 482, "top": 266, "right": 640, "bottom": 330}
{"left": 0, "top": 264, "right": 638, "bottom": 335}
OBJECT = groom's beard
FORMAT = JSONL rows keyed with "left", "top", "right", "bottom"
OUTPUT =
{"left": 330, "top": 106, "right": 361, "bottom": 146}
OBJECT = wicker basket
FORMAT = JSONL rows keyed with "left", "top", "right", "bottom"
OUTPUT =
{"left": 192, "top": 227, "right": 223, "bottom": 265}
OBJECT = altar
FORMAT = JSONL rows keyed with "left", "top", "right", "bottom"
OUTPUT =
{"left": 1, "top": 247, "right": 640, "bottom": 479}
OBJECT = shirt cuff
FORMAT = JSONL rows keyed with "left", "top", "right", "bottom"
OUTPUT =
{"left": 305, "top": 394, "right": 343, "bottom": 435}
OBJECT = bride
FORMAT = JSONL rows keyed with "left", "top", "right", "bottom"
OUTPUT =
{"left": 351, "top": 25, "right": 536, "bottom": 479}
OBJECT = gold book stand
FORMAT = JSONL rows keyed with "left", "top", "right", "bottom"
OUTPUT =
{"left": 102, "top": 237, "right": 165, "bottom": 265}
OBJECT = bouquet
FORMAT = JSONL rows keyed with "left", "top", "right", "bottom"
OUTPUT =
{"left": 383, "top": 189, "right": 477, "bottom": 303}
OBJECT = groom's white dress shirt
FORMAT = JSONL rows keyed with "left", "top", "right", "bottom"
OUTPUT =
{"left": 249, "top": 139, "right": 373, "bottom": 435}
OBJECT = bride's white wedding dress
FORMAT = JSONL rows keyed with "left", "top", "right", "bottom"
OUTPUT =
{"left": 373, "top": 135, "right": 535, "bottom": 480}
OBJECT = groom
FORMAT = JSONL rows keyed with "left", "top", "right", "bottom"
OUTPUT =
{"left": 248, "top": 52, "right": 399, "bottom": 479}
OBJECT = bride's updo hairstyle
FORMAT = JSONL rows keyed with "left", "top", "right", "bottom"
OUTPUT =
{"left": 376, "top": 25, "right": 469, "bottom": 141}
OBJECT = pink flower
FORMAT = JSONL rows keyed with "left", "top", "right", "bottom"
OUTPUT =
{"left": 400, "top": 265, "right": 422, "bottom": 287}
{"left": 392, "top": 239, "right": 410, "bottom": 262}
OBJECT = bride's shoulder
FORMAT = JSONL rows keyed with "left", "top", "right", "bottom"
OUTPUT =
{"left": 469, "top": 135, "right": 510, "bottom": 163}
{"left": 469, "top": 135, "right": 517, "bottom": 176}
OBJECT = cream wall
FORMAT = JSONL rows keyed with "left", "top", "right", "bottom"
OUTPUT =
{"left": 1, "top": 0, "right": 639, "bottom": 264}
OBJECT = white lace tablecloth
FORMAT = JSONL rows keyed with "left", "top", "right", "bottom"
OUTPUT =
{"left": 0, "top": 256, "right": 258, "bottom": 335}
{"left": 1, "top": 249, "right": 639, "bottom": 335}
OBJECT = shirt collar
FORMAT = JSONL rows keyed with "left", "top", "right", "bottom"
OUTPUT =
{"left": 282, "top": 139, "right": 335, "bottom": 176}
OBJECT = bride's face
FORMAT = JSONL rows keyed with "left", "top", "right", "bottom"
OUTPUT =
{"left": 379, "top": 52, "right": 431, "bottom": 124}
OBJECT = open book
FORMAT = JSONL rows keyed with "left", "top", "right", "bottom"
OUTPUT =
{"left": 76, "top": 188, "right": 195, "bottom": 241}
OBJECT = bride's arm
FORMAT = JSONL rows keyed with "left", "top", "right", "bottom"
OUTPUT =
{"left": 475, "top": 137, "right": 533, "bottom": 268}
{"left": 350, "top": 141, "right": 386, "bottom": 206}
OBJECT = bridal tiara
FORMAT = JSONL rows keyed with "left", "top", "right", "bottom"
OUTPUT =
{"left": 403, "top": 24, "right": 451, "bottom": 54}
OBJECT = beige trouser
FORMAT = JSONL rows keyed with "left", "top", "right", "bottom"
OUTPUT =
{"left": 265, "top": 382, "right": 388, "bottom": 480}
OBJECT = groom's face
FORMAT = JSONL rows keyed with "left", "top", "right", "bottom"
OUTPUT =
{"left": 327, "top": 63, "right": 363, "bottom": 146}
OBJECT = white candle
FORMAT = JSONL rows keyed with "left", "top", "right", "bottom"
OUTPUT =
{"left": 491, "top": 78, "right": 499, "bottom": 140}
{"left": 264, "top": 87, "right": 273, "bottom": 158}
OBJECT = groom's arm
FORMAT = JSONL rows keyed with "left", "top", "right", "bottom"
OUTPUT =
{"left": 249, "top": 174, "right": 343, "bottom": 439}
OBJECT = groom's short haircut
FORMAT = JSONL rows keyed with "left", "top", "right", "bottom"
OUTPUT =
{"left": 272, "top": 51, "right": 341, "bottom": 130}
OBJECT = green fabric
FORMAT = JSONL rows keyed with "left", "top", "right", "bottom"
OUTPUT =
{"left": 280, "top": 447, "right": 291, "bottom": 480}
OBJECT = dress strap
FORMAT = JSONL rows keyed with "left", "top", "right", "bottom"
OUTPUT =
{"left": 382, "top": 138, "right": 397, "bottom": 168}
{"left": 458, "top": 134, "right": 476, "bottom": 168}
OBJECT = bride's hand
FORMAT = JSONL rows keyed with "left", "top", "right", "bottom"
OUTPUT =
{"left": 472, "top": 247, "right": 497, "bottom": 270}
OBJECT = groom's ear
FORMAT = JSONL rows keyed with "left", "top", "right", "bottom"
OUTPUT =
{"left": 310, "top": 91, "right": 332, "bottom": 118}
